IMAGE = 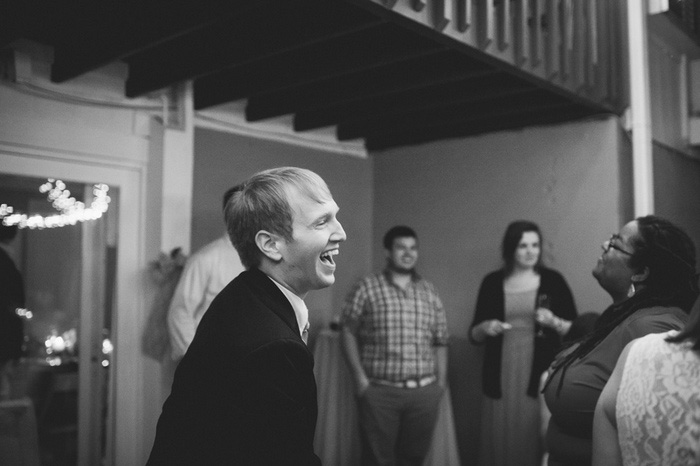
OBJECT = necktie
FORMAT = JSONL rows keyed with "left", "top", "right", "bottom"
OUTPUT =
{"left": 302, "top": 322, "right": 309, "bottom": 345}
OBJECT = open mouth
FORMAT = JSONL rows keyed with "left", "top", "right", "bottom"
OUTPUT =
{"left": 320, "top": 249, "right": 338, "bottom": 266}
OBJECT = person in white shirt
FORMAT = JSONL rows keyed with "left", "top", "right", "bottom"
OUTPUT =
{"left": 167, "top": 186, "right": 245, "bottom": 361}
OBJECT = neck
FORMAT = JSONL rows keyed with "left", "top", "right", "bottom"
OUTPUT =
{"left": 389, "top": 269, "right": 412, "bottom": 287}
{"left": 509, "top": 265, "right": 536, "bottom": 277}
{"left": 257, "top": 263, "right": 308, "bottom": 299}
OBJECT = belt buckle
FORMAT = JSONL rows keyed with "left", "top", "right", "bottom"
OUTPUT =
{"left": 405, "top": 379, "right": 418, "bottom": 389}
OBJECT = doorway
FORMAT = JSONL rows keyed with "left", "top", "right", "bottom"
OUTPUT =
{"left": 1, "top": 173, "right": 116, "bottom": 465}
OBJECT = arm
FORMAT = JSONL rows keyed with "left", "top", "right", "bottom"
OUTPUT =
{"left": 592, "top": 341, "right": 633, "bottom": 466}
{"left": 469, "top": 273, "right": 511, "bottom": 344}
{"left": 435, "top": 345, "right": 448, "bottom": 388}
{"left": 430, "top": 287, "right": 449, "bottom": 388}
{"left": 339, "top": 281, "right": 371, "bottom": 396}
{"left": 536, "top": 271, "right": 578, "bottom": 337}
{"left": 167, "top": 257, "right": 209, "bottom": 360}
{"left": 340, "top": 327, "right": 370, "bottom": 396}
{"left": 241, "top": 341, "right": 321, "bottom": 465}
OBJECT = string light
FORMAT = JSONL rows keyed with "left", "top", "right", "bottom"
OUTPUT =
{"left": 1, "top": 179, "right": 110, "bottom": 229}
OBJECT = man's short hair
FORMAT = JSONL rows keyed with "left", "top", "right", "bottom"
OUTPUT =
{"left": 383, "top": 225, "right": 417, "bottom": 250}
{"left": 226, "top": 167, "right": 332, "bottom": 269}
{"left": 222, "top": 184, "right": 244, "bottom": 211}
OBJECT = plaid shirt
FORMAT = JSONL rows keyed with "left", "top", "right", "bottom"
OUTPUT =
{"left": 340, "top": 270, "right": 449, "bottom": 383}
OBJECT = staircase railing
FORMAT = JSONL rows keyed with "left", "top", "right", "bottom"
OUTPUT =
{"left": 352, "top": 0, "right": 628, "bottom": 112}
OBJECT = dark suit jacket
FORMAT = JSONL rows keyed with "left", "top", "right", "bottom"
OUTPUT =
{"left": 147, "top": 268, "right": 321, "bottom": 466}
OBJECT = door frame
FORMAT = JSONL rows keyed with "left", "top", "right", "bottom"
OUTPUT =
{"left": 0, "top": 143, "right": 147, "bottom": 466}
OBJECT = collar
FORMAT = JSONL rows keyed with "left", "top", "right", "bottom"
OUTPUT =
{"left": 268, "top": 276, "right": 308, "bottom": 338}
{"left": 382, "top": 268, "right": 421, "bottom": 283}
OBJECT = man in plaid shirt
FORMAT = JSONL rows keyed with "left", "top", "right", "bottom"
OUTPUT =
{"left": 340, "top": 225, "right": 449, "bottom": 466}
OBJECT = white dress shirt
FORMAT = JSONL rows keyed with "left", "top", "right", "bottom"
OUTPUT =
{"left": 167, "top": 234, "right": 245, "bottom": 360}
{"left": 269, "top": 277, "right": 309, "bottom": 342}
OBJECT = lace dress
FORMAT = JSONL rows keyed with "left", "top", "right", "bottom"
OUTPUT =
{"left": 616, "top": 331, "right": 700, "bottom": 465}
{"left": 478, "top": 287, "right": 541, "bottom": 466}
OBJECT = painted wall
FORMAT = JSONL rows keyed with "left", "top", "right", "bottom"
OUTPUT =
{"left": 192, "top": 127, "right": 374, "bottom": 338}
{"left": 0, "top": 77, "right": 155, "bottom": 464}
{"left": 653, "top": 143, "right": 700, "bottom": 319}
{"left": 371, "top": 116, "right": 629, "bottom": 464}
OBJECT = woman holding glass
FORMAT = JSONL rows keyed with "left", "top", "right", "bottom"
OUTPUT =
{"left": 543, "top": 215, "right": 697, "bottom": 465}
{"left": 470, "top": 220, "right": 577, "bottom": 466}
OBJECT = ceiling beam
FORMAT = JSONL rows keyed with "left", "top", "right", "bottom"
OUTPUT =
{"left": 246, "top": 50, "right": 497, "bottom": 121}
{"left": 125, "top": 0, "right": 380, "bottom": 97}
{"left": 365, "top": 106, "right": 599, "bottom": 151}
{"left": 293, "top": 73, "right": 533, "bottom": 131}
{"left": 51, "top": 1, "right": 258, "bottom": 83}
{"left": 193, "top": 23, "right": 440, "bottom": 110}
{"left": 337, "top": 91, "right": 570, "bottom": 140}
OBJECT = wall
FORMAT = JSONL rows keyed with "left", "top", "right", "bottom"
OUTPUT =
{"left": 0, "top": 45, "right": 161, "bottom": 464}
{"left": 371, "top": 116, "right": 628, "bottom": 464}
{"left": 653, "top": 143, "right": 700, "bottom": 319}
{"left": 192, "top": 127, "right": 374, "bottom": 337}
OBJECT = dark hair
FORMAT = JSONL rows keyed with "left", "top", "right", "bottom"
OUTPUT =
{"left": 501, "top": 220, "right": 543, "bottom": 274}
{"left": 0, "top": 224, "right": 19, "bottom": 243}
{"left": 629, "top": 215, "right": 698, "bottom": 312}
{"left": 667, "top": 302, "right": 700, "bottom": 351}
{"left": 383, "top": 225, "right": 417, "bottom": 250}
{"left": 545, "top": 215, "right": 700, "bottom": 394}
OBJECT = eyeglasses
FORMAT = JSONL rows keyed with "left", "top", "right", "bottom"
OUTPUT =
{"left": 603, "top": 234, "right": 633, "bottom": 256}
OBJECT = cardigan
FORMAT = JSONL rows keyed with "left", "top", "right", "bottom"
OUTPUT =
{"left": 469, "top": 267, "right": 577, "bottom": 398}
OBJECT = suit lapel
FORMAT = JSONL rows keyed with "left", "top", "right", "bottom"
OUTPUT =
{"left": 244, "top": 268, "right": 311, "bottom": 351}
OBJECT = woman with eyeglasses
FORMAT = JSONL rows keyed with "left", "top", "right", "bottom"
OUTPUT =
{"left": 470, "top": 220, "right": 577, "bottom": 466}
{"left": 542, "top": 215, "right": 698, "bottom": 466}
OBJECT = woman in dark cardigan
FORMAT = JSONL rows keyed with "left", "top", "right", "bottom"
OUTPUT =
{"left": 470, "top": 220, "right": 577, "bottom": 466}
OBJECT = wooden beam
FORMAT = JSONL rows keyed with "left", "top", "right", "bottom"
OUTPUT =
{"left": 194, "top": 24, "right": 437, "bottom": 109}
{"left": 434, "top": 0, "right": 454, "bottom": 31}
{"left": 498, "top": 0, "right": 511, "bottom": 50}
{"left": 337, "top": 90, "right": 566, "bottom": 140}
{"left": 126, "top": 2, "right": 380, "bottom": 97}
{"left": 545, "top": 0, "right": 560, "bottom": 78}
{"left": 481, "top": 0, "right": 495, "bottom": 47}
{"left": 295, "top": 77, "right": 535, "bottom": 131}
{"left": 516, "top": 0, "right": 531, "bottom": 65}
{"left": 457, "top": 0, "right": 472, "bottom": 32}
{"left": 51, "top": 1, "right": 259, "bottom": 83}
{"left": 245, "top": 51, "right": 495, "bottom": 121}
{"left": 366, "top": 105, "right": 595, "bottom": 150}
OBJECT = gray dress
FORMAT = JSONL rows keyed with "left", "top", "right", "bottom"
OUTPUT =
{"left": 478, "top": 288, "right": 542, "bottom": 466}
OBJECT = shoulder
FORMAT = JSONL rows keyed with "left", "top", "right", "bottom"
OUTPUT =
{"left": 539, "top": 267, "right": 568, "bottom": 284}
{"left": 482, "top": 270, "right": 504, "bottom": 285}
{"left": 354, "top": 272, "right": 383, "bottom": 289}
{"left": 624, "top": 306, "right": 687, "bottom": 335}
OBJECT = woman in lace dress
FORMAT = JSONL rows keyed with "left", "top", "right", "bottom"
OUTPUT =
{"left": 470, "top": 220, "right": 577, "bottom": 466}
{"left": 592, "top": 299, "right": 700, "bottom": 465}
{"left": 542, "top": 216, "right": 698, "bottom": 466}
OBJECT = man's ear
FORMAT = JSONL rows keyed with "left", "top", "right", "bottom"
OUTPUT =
{"left": 255, "top": 230, "right": 283, "bottom": 262}
{"left": 632, "top": 266, "right": 650, "bottom": 284}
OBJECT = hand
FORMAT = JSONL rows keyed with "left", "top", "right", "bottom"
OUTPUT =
{"left": 535, "top": 308, "right": 557, "bottom": 329}
{"left": 480, "top": 319, "right": 513, "bottom": 337}
{"left": 535, "top": 309, "right": 571, "bottom": 335}
{"left": 355, "top": 375, "right": 371, "bottom": 397}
